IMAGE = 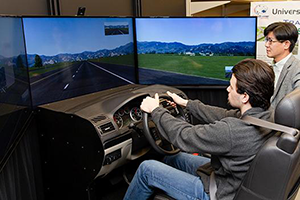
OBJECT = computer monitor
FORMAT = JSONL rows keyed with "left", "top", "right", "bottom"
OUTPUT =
{"left": 22, "top": 17, "right": 136, "bottom": 106}
{"left": 135, "top": 17, "right": 257, "bottom": 85}
{"left": 0, "top": 16, "right": 31, "bottom": 167}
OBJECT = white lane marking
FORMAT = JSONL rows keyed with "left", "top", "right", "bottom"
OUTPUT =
{"left": 31, "top": 62, "right": 84, "bottom": 86}
{"left": 63, "top": 83, "right": 69, "bottom": 90}
{"left": 88, "top": 61, "right": 134, "bottom": 84}
{"left": 72, "top": 75, "right": 75, "bottom": 78}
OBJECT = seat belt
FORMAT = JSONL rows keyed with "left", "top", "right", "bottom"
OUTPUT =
{"left": 209, "top": 171, "right": 217, "bottom": 200}
{"left": 242, "top": 116, "right": 298, "bottom": 136}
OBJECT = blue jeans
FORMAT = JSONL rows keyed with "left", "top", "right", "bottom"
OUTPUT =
{"left": 123, "top": 152, "right": 210, "bottom": 200}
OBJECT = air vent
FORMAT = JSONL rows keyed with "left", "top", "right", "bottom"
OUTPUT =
{"left": 99, "top": 122, "right": 115, "bottom": 134}
{"left": 91, "top": 115, "right": 106, "bottom": 123}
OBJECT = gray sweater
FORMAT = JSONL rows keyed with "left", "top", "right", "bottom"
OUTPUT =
{"left": 151, "top": 100, "right": 273, "bottom": 200}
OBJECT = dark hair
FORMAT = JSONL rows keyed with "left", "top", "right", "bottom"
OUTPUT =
{"left": 264, "top": 22, "right": 298, "bottom": 52}
{"left": 232, "top": 59, "right": 274, "bottom": 110}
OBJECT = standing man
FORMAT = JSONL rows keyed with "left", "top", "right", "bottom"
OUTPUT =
{"left": 264, "top": 22, "right": 300, "bottom": 107}
{"left": 123, "top": 59, "right": 275, "bottom": 200}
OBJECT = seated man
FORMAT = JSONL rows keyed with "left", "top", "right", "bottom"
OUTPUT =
{"left": 123, "top": 59, "right": 275, "bottom": 200}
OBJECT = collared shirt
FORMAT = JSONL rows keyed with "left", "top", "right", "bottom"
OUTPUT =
{"left": 273, "top": 53, "right": 292, "bottom": 87}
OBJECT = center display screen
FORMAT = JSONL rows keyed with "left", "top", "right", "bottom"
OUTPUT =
{"left": 135, "top": 17, "right": 257, "bottom": 85}
{"left": 23, "top": 17, "right": 136, "bottom": 106}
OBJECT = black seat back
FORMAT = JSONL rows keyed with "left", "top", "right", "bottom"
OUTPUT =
{"left": 234, "top": 89, "right": 300, "bottom": 200}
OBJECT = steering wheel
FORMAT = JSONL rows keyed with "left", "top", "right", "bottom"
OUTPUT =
{"left": 142, "top": 95, "right": 187, "bottom": 155}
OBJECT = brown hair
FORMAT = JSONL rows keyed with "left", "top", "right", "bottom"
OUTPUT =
{"left": 232, "top": 59, "right": 275, "bottom": 110}
{"left": 264, "top": 22, "right": 298, "bottom": 52}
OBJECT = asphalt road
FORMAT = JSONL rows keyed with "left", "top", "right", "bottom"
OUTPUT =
{"left": 30, "top": 60, "right": 229, "bottom": 106}
{"left": 30, "top": 61, "right": 135, "bottom": 106}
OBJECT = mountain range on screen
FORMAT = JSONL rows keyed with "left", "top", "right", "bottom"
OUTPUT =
{"left": 23, "top": 41, "right": 254, "bottom": 67}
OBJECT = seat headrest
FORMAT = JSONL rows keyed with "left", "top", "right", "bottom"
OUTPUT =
{"left": 275, "top": 89, "right": 300, "bottom": 129}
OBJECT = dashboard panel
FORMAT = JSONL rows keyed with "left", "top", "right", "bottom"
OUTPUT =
{"left": 37, "top": 84, "right": 189, "bottom": 180}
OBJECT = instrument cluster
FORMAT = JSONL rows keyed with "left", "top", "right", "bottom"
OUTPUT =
{"left": 113, "top": 102, "right": 143, "bottom": 129}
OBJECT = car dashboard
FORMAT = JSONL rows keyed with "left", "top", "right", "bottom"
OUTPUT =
{"left": 37, "top": 84, "right": 189, "bottom": 182}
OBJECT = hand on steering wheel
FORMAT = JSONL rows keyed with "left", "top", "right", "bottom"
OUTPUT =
{"left": 142, "top": 94, "right": 186, "bottom": 155}
{"left": 166, "top": 91, "right": 188, "bottom": 107}
{"left": 140, "top": 93, "right": 159, "bottom": 113}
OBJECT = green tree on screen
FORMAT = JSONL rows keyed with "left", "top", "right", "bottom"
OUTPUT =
{"left": 16, "top": 55, "right": 25, "bottom": 69}
{"left": 34, "top": 55, "right": 43, "bottom": 68}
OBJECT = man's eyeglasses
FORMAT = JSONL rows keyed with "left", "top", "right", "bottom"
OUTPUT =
{"left": 264, "top": 37, "right": 282, "bottom": 44}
